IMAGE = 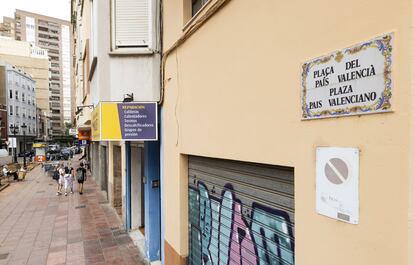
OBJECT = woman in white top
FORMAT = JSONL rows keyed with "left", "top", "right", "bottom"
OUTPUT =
{"left": 56, "top": 164, "right": 65, "bottom": 195}
{"left": 63, "top": 167, "right": 74, "bottom": 196}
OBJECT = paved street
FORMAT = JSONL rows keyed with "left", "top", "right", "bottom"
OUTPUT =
{"left": 0, "top": 160, "right": 147, "bottom": 265}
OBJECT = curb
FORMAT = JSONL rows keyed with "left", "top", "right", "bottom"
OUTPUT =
{"left": 0, "top": 183, "right": 10, "bottom": 192}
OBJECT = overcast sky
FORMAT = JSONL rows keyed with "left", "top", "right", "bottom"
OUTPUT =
{"left": 0, "top": 0, "right": 71, "bottom": 22}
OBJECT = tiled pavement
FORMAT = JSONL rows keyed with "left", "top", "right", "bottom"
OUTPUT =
{"left": 0, "top": 159, "right": 148, "bottom": 265}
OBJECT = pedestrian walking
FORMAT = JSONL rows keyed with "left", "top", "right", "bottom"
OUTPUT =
{"left": 67, "top": 162, "right": 75, "bottom": 193}
{"left": 56, "top": 164, "right": 65, "bottom": 195}
{"left": 68, "top": 162, "right": 75, "bottom": 176}
{"left": 63, "top": 166, "right": 73, "bottom": 196}
{"left": 76, "top": 162, "right": 87, "bottom": 195}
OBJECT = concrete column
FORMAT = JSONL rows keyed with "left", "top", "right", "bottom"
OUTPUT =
{"left": 98, "top": 143, "right": 108, "bottom": 198}
{"left": 112, "top": 143, "right": 123, "bottom": 217}
{"left": 108, "top": 142, "right": 115, "bottom": 206}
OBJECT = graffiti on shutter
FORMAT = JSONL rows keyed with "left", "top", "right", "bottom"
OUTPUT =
{"left": 188, "top": 157, "right": 295, "bottom": 265}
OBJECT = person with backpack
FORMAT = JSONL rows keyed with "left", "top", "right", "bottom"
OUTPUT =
{"left": 76, "top": 162, "right": 87, "bottom": 195}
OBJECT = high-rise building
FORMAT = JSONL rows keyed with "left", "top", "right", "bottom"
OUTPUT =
{"left": 0, "top": 17, "right": 16, "bottom": 38}
{"left": 14, "top": 10, "right": 72, "bottom": 136}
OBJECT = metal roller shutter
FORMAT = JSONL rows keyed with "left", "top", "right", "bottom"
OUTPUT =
{"left": 188, "top": 156, "right": 294, "bottom": 265}
{"left": 114, "top": 0, "right": 149, "bottom": 47}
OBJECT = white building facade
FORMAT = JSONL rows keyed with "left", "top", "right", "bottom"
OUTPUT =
{"left": 71, "top": 0, "right": 162, "bottom": 262}
{"left": 3, "top": 63, "right": 37, "bottom": 152}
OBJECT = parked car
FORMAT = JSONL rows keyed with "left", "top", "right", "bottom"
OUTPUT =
{"left": 48, "top": 144, "right": 60, "bottom": 153}
{"left": 74, "top": 146, "right": 81, "bottom": 154}
{"left": 18, "top": 151, "right": 34, "bottom": 157}
{"left": 60, "top": 148, "right": 72, "bottom": 160}
{"left": 50, "top": 153, "right": 62, "bottom": 161}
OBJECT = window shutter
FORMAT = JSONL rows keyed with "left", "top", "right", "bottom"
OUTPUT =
{"left": 115, "top": 0, "right": 149, "bottom": 47}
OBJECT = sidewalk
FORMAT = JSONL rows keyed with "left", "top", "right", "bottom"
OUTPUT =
{"left": 0, "top": 160, "right": 148, "bottom": 265}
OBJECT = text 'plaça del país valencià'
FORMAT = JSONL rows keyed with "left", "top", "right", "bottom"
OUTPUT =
{"left": 308, "top": 59, "right": 377, "bottom": 110}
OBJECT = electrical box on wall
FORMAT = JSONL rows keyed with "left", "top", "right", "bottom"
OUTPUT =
{"left": 316, "top": 147, "right": 359, "bottom": 224}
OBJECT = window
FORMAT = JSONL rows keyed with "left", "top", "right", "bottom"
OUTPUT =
{"left": 15, "top": 106, "right": 19, "bottom": 116}
{"left": 192, "top": 0, "right": 209, "bottom": 16}
{"left": 38, "top": 26, "right": 48, "bottom": 32}
{"left": 15, "top": 91, "right": 18, "bottom": 100}
{"left": 9, "top": 106, "right": 13, "bottom": 115}
{"left": 111, "top": 0, "right": 150, "bottom": 50}
{"left": 9, "top": 90, "right": 12, "bottom": 99}
{"left": 22, "top": 93, "right": 25, "bottom": 102}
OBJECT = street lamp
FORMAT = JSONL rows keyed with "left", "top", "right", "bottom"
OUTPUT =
{"left": 21, "top": 123, "right": 27, "bottom": 169}
{"left": 9, "top": 124, "right": 18, "bottom": 163}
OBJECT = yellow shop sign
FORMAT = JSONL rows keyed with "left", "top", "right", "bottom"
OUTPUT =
{"left": 91, "top": 102, "right": 157, "bottom": 141}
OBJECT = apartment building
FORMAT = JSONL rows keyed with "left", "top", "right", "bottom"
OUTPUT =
{"left": 0, "top": 62, "right": 36, "bottom": 153}
{"left": 159, "top": 1, "right": 414, "bottom": 265}
{"left": 160, "top": 1, "right": 414, "bottom": 265}
{"left": 73, "top": 0, "right": 414, "bottom": 264}
{"left": 0, "top": 37, "right": 50, "bottom": 141}
{"left": 0, "top": 64, "right": 8, "bottom": 147}
{"left": 14, "top": 10, "right": 72, "bottom": 136}
{"left": 71, "top": 0, "right": 92, "bottom": 140}
{"left": 0, "top": 17, "right": 16, "bottom": 38}
{"left": 72, "top": 0, "right": 161, "bottom": 263}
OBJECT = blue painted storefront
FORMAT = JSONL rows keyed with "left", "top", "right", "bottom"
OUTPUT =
{"left": 124, "top": 106, "right": 162, "bottom": 262}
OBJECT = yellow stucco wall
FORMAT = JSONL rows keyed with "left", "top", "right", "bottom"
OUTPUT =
{"left": 162, "top": 0, "right": 414, "bottom": 264}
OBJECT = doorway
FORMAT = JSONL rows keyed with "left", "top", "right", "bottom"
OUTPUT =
{"left": 113, "top": 145, "right": 122, "bottom": 216}
{"left": 131, "top": 145, "right": 145, "bottom": 231}
{"left": 100, "top": 145, "right": 108, "bottom": 197}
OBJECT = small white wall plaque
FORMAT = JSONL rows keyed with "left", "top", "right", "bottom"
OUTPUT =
{"left": 316, "top": 147, "right": 359, "bottom": 224}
